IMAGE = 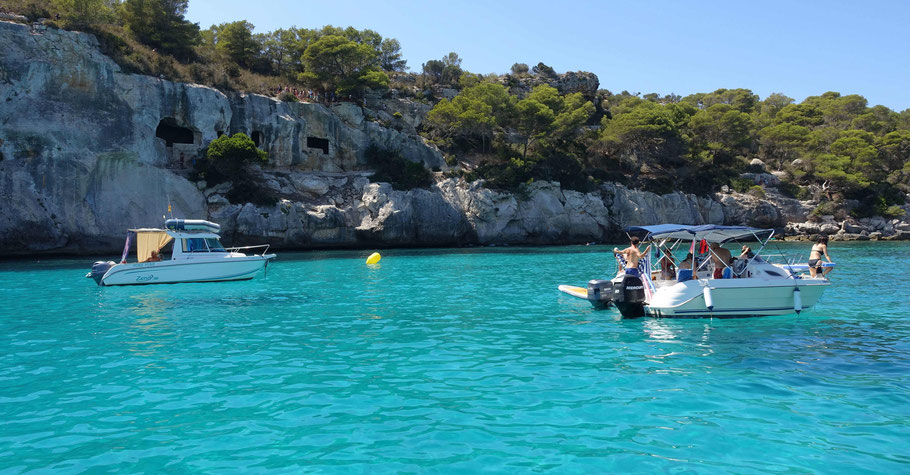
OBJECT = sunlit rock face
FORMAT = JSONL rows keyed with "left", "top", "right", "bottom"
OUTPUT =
{"left": 5, "top": 20, "right": 885, "bottom": 255}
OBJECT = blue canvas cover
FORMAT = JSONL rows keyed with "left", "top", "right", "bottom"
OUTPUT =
{"left": 625, "top": 224, "right": 774, "bottom": 243}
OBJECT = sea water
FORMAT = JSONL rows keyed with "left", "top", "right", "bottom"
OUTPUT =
{"left": 1, "top": 242, "right": 908, "bottom": 473}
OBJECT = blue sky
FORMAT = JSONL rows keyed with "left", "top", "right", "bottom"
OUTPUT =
{"left": 185, "top": 0, "right": 910, "bottom": 111}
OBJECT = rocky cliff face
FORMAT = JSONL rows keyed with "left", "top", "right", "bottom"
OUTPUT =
{"left": 505, "top": 71, "right": 600, "bottom": 99}
{"left": 0, "top": 21, "right": 902, "bottom": 256}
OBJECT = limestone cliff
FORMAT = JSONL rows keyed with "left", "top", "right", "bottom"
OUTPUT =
{"left": 0, "top": 21, "right": 902, "bottom": 256}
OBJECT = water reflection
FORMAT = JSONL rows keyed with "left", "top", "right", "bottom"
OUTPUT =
{"left": 124, "top": 291, "right": 175, "bottom": 358}
{"left": 642, "top": 319, "right": 681, "bottom": 342}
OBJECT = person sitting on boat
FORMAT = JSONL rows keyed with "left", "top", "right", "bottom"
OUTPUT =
{"left": 709, "top": 242, "right": 733, "bottom": 279}
{"left": 678, "top": 253, "right": 693, "bottom": 270}
{"left": 675, "top": 252, "right": 698, "bottom": 281}
{"left": 808, "top": 235, "right": 833, "bottom": 278}
{"left": 148, "top": 250, "right": 161, "bottom": 262}
{"left": 613, "top": 237, "right": 650, "bottom": 276}
{"left": 739, "top": 245, "right": 754, "bottom": 259}
{"left": 658, "top": 247, "right": 676, "bottom": 280}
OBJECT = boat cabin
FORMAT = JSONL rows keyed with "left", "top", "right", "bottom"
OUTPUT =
{"left": 120, "top": 220, "right": 232, "bottom": 264}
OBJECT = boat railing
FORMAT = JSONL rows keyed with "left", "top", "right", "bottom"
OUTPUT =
{"left": 226, "top": 244, "right": 271, "bottom": 256}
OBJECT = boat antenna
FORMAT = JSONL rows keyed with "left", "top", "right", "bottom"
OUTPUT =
{"left": 167, "top": 196, "right": 174, "bottom": 220}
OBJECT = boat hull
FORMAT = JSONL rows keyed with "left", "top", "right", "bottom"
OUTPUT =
{"left": 644, "top": 278, "right": 829, "bottom": 318}
{"left": 99, "top": 255, "right": 274, "bottom": 286}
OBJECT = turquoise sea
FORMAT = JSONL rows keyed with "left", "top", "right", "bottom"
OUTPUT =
{"left": 1, "top": 242, "right": 909, "bottom": 473}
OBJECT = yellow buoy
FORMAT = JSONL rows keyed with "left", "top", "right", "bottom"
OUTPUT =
{"left": 366, "top": 252, "right": 381, "bottom": 265}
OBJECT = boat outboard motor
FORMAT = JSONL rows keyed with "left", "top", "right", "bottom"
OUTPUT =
{"left": 87, "top": 260, "right": 117, "bottom": 286}
{"left": 612, "top": 274, "right": 646, "bottom": 318}
{"left": 586, "top": 279, "right": 614, "bottom": 309}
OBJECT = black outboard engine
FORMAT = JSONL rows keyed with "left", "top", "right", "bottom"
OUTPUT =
{"left": 612, "top": 274, "right": 646, "bottom": 318}
{"left": 87, "top": 261, "right": 116, "bottom": 286}
{"left": 586, "top": 279, "right": 614, "bottom": 309}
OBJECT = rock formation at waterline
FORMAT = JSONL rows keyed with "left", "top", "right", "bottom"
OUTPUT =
{"left": 0, "top": 21, "right": 906, "bottom": 256}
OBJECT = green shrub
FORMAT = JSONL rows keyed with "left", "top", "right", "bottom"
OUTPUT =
{"left": 224, "top": 63, "right": 241, "bottom": 78}
{"left": 277, "top": 91, "right": 298, "bottom": 102}
{"left": 776, "top": 182, "right": 809, "bottom": 199}
{"left": 199, "top": 133, "right": 271, "bottom": 204}
{"left": 204, "top": 133, "right": 267, "bottom": 178}
{"left": 883, "top": 205, "right": 906, "bottom": 219}
{"left": 473, "top": 157, "right": 534, "bottom": 193}
{"left": 747, "top": 185, "right": 766, "bottom": 198}
{"left": 812, "top": 201, "right": 837, "bottom": 217}
{"left": 392, "top": 111, "right": 403, "bottom": 119}
{"left": 365, "top": 145, "right": 432, "bottom": 190}
{"left": 444, "top": 154, "right": 458, "bottom": 167}
{"left": 5, "top": 0, "right": 52, "bottom": 21}
{"left": 729, "top": 177, "right": 753, "bottom": 193}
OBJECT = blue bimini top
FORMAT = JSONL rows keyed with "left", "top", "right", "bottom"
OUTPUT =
{"left": 625, "top": 224, "right": 774, "bottom": 243}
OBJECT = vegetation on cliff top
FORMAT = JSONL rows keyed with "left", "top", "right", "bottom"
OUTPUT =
{"left": 4, "top": 0, "right": 909, "bottom": 218}
{"left": 198, "top": 133, "right": 274, "bottom": 206}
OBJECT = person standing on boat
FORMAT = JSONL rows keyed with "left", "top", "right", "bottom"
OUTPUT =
{"left": 613, "top": 237, "right": 650, "bottom": 276}
{"left": 808, "top": 235, "right": 833, "bottom": 278}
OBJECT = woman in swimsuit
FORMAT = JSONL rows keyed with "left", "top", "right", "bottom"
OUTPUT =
{"left": 808, "top": 235, "right": 832, "bottom": 278}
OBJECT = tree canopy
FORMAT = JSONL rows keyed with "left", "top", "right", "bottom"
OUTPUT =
{"left": 121, "top": 0, "right": 200, "bottom": 60}
{"left": 298, "top": 35, "right": 389, "bottom": 95}
{"left": 8, "top": 0, "right": 909, "bottom": 215}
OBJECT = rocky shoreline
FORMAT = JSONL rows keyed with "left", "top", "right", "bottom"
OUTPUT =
{"left": 0, "top": 20, "right": 907, "bottom": 258}
{"left": 785, "top": 216, "right": 910, "bottom": 242}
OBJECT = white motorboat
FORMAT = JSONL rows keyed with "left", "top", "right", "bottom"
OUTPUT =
{"left": 560, "top": 224, "right": 831, "bottom": 318}
{"left": 87, "top": 219, "right": 276, "bottom": 286}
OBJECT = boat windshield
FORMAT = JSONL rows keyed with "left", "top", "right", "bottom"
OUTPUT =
{"left": 181, "top": 237, "right": 228, "bottom": 253}
{"left": 205, "top": 238, "right": 226, "bottom": 252}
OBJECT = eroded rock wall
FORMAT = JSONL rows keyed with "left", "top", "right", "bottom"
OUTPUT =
{"left": 2, "top": 21, "right": 901, "bottom": 256}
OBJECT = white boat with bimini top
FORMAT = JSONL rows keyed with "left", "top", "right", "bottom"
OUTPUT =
{"left": 86, "top": 219, "right": 276, "bottom": 286}
{"left": 559, "top": 224, "right": 832, "bottom": 318}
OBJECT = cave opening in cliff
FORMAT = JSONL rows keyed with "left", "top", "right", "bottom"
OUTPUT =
{"left": 307, "top": 136, "right": 329, "bottom": 154}
{"left": 251, "top": 131, "right": 264, "bottom": 147}
{"left": 155, "top": 119, "right": 195, "bottom": 146}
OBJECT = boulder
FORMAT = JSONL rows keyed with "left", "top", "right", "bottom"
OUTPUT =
{"left": 842, "top": 221, "right": 864, "bottom": 234}
{"left": 741, "top": 172, "right": 780, "bottom": 186}
{"left": 295, "top": 175, "right": 331, "bottom": 196}
{"left": 820, "top": 223, "right": 840, "bottom": 234}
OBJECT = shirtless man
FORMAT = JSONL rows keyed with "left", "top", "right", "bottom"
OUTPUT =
{"left": 613, "top": 237, "right": 650, "bottom": 276}
{"left": 709, "top": 242, "right": 733, "bottom": 278}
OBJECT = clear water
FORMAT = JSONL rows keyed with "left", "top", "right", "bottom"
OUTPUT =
{"left": 1, "top": 242, "right": 908, "bottom": 473}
